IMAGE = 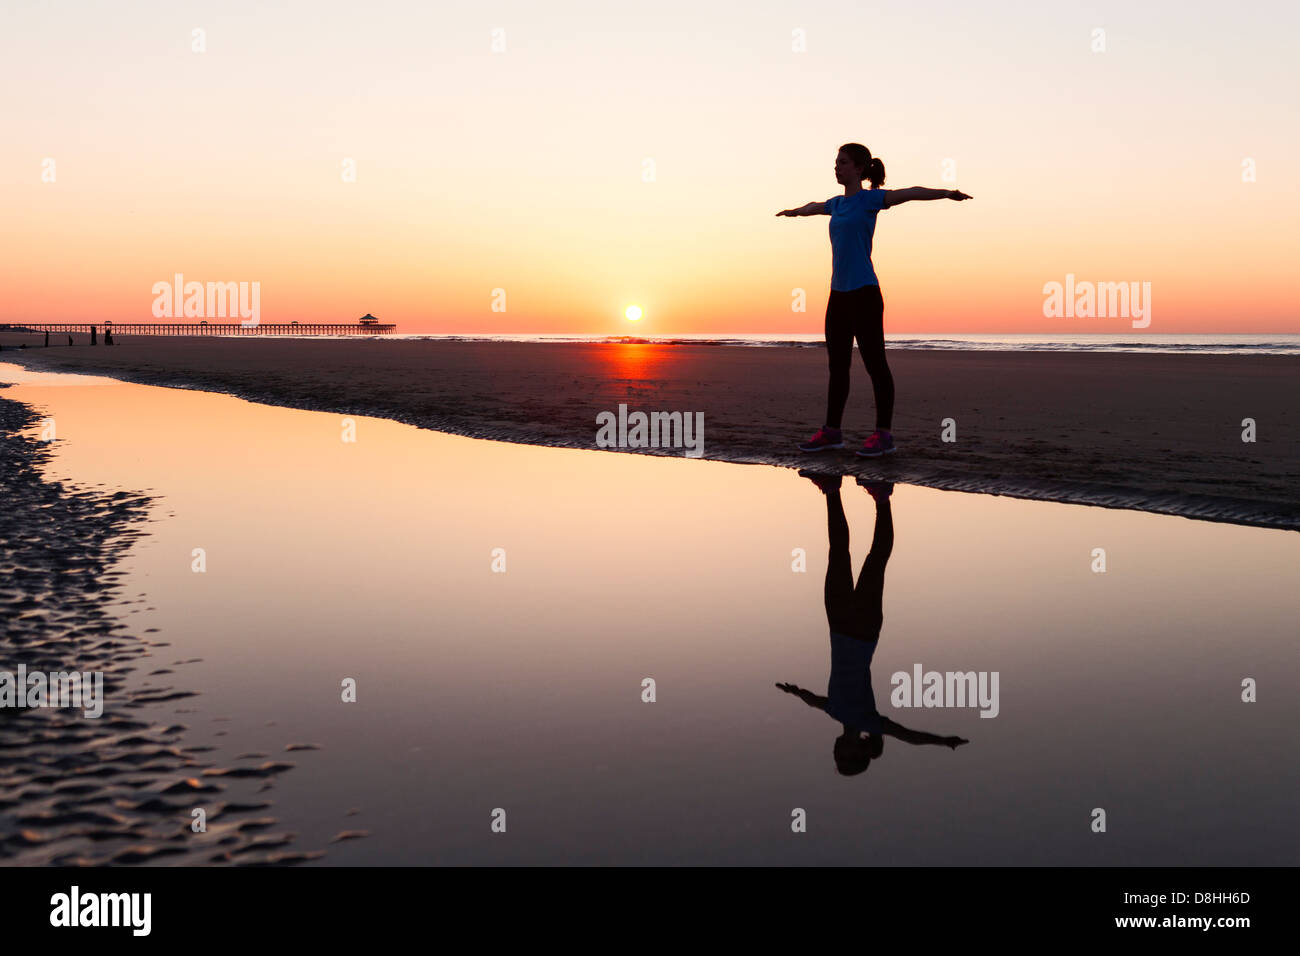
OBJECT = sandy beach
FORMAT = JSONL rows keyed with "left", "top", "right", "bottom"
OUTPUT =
{"left": 2, "top": 335, "right": 1297, "bottom": 530}
{"left": 5, "top": 368, "right": 1297, "bottom": 870}
{"left": 0, "top": 387, "right": 327, "bottom": 865}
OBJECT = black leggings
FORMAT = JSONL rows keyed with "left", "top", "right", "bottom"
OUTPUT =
{"left": 824, "top": 489, "right": 893, "bottom": 640}
{"left": 824, "top": 284, "right": 893, "bottom": 431}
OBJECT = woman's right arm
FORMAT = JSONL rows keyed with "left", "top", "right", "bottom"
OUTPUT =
{"left": 775, "top": 201, "right": 829, "bottom": 217}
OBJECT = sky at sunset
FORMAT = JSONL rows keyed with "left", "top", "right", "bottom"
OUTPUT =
{"left": 3, "top": 0, "right": 1297, "bottom": 335}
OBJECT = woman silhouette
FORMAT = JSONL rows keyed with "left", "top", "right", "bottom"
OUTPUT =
{"left": 778, "top": 473, "right": 969, "bottom": 775}
{"left": 777, "top": 144, "right": 971, "bottom": 457}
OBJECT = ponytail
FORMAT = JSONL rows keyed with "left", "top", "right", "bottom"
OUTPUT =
{"left": 865, "top": 156, "right": 886, "bottom": 188}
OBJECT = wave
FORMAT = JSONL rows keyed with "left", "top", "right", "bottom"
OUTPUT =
{"left": 367, "top": 333, "right": 1300, "bottom": 356}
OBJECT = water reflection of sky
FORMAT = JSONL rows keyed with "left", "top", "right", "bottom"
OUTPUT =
{"left": 7, "top": 364, "right": 1298, "bottom": 865}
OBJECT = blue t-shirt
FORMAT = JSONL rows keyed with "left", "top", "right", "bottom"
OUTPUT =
{"left": 827, "top": 188, "right": 887, "bottom": 291}
{"left": 825, "top": 631, "right": 882, "bottom": 733}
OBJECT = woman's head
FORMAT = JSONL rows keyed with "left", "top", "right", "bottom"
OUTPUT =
{"left": 836, "top": 143, "right": 886, "bottom": 188}
{"left": 833, "top": 729, "right": 884, "bottom": 776}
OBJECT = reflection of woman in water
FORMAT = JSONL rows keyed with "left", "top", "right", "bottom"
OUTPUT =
{"left": 777, "top": 143, "right": 971, "bottom": 458}
{"left": 778, "top": 474, "right": 968, "bottom": 776}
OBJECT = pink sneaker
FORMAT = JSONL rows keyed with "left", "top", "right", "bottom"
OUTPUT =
{"left": 799, "top": 469, "right": 842, "bottom": 493}
{"left": 856, "top": 477, "right": 894, "bottom": 501}
{"left": 798, "top": 426, "right": 844, "bottom": 453}
{"left": 856, "top": 430, "right": 897, "bottom": 457}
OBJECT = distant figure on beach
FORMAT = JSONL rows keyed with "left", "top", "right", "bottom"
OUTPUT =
{"left": 778, "top": 472, "right": 968, "bottom": 775}
{"left": 44, "top": 331, "right": 50, "bottom": 347}
{"left": 67, "top": 335, "right": 74, "bottom": 346}
{"left": 777, "top": 144, "right": 972, "bottom": 457}
{"left": 104, "top": 329, "right": 114, "bottom": 345}
{"left": 90, "top": 325, "right": 97, "bottom": 346}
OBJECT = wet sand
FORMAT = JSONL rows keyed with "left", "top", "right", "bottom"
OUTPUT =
{"left": 5, "top": 369, "right": 1297, "bottom": 866}
{"left": 0, "top": 387, "right": 323, "bottom": 865}
{"left": 2, "top": 335, "right": 1297, "bottom": 530}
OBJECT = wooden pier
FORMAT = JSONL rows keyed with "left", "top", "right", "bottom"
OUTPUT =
{"left": 1, "top": 319, "right": 395, "bottom": 336}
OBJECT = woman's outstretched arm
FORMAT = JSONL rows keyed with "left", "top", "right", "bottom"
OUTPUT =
{"left": 776, "top": 682, "right": 829, "bottom": 710}
{"left": 879, "top": 716, "right": 969, "bottom": 748}
{"left": 775, "top": 201, "right": 830, "bottom": 217}
{"left": 883, "top": 188, "right": 972, "bottom": 209}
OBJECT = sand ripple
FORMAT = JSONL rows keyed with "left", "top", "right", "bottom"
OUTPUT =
{"left": 0, "top": 389, "right": 328, "bottom": 865}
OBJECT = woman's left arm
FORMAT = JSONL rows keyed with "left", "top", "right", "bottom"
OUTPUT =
{"left": 882, "top": 187, "right": 973, "bottom": 208}
{"left": 880, "top": 716, "right": 969, "bottom": 747}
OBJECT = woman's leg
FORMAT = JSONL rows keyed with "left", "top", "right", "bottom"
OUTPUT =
{"left": 824, "top": 291, "right": 854, "bottom": 429}
{"left": 852, "top": 496, "right": 893, "bottom": 639}
{"left": 823, "top": 489, "right": 856, "bottom": 635}
{"left": 853, "top": 286, "right": 893, "bottom": 432}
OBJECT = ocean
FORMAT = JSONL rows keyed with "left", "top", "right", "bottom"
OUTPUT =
{"left": 343, "top": 333, "right": 1300, "bottom": 356}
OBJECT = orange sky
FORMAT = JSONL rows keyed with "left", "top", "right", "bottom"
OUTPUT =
{"left": 2, "top": 1, "right": 1297, "bottom": 334}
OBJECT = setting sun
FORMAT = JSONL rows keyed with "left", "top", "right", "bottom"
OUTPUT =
{"left": 625, "top": 305, "right": 643, "bottom": 321}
